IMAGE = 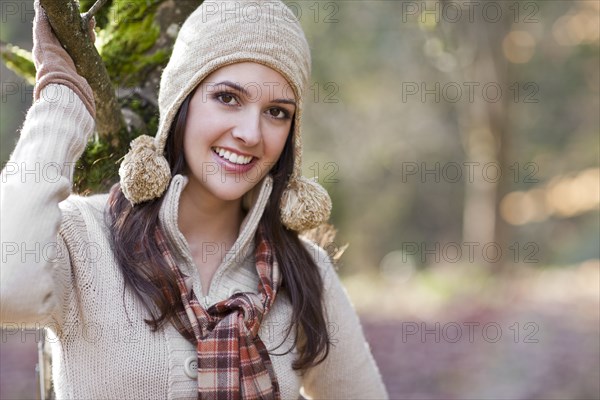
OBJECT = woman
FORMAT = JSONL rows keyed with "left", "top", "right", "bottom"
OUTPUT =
{"left": 1, "top": 1, "right": 387, "bottom": 398}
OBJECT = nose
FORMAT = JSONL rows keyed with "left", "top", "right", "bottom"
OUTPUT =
{"left": 231, "top": 110, "right": 262, "bottom": 147}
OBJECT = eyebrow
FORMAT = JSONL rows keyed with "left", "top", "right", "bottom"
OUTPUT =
{"left": 213, "top": 80, "right": 297, "bottom": 107}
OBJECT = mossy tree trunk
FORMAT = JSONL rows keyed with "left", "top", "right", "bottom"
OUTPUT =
{"left": 1, "top": 0, "right": 203, "bottom": 194}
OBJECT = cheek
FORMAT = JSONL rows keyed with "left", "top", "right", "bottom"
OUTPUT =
{"left": 266, "top": 128, "right": 292, "bottom": 161}
{"left": 182, "top": 128, "right": 197, "bottom": 157}
{"left": 182, "top": 129, "right": 210, "bottom": 169}
{"left": 182, "top": 113, "right": 218, "bottom": 153}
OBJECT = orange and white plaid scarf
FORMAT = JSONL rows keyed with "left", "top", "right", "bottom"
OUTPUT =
{"left": 155, "top": 225, "right": 281, "bottom": 400}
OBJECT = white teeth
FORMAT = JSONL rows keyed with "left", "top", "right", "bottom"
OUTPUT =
{"left": 212, "top": 147, "right": 253, "bottom": 165}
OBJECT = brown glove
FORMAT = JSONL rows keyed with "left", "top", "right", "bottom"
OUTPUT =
{"left": 32, "top": 0, "right": 96, "bottom": 118}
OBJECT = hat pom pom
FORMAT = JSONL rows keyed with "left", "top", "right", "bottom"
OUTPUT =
{"left": 280, "top": 176, "right": 332, "bottom": 232}
{"left": 118, "top": 135, "right": 171, "bottom": 204}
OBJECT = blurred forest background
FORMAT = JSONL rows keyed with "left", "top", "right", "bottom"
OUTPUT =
{"left": 1, "top": 0, "right": 598, "bottom": 399}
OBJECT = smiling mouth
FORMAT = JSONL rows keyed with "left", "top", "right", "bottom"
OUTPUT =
{"left": 211, "top": 146, "right": 255, "bottom": 165}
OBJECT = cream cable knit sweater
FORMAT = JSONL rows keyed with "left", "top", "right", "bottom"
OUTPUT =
{"left": 0, "top": 85, "right": 388, "bottom": 400}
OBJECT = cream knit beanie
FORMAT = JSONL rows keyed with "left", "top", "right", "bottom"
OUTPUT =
{"left": 118, "top": 0, "right": 331, "bottom": 231}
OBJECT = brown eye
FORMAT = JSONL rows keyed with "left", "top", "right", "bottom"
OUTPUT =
{"left": 220, "top": 94, "right": 235, "bottom": 104}
{"left": 268, "top": 108, "right": 287, "bottom": 119}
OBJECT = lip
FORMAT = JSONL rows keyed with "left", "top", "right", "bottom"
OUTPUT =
{"left": 211, "top": 148, "right": 258, "bottom": 174}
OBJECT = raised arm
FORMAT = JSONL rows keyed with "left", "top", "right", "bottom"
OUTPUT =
{"left": 0, "top": 1, "right": 96, "bottom": 326}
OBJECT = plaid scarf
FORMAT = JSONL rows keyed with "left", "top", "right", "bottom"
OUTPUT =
{"left": 155, "top": 225, "right": 281, "bottom": 400}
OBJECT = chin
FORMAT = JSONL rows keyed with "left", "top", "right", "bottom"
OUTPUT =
{"left": 206, "top": 179, "right": 255, "bottom": 202}
{"left": 186, "top": 164, "right": 269, "bottom": 203}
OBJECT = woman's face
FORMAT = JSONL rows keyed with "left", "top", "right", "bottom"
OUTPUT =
{"left": 182, "top": 62, "right": 296, "bottom": 202}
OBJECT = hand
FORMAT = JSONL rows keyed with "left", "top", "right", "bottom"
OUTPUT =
{"left": 32, "top": 0, "right": 96, "bottom": 118}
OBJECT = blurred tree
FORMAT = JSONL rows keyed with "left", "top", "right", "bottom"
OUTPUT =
{"left": 420, "top": 0, "right": 513, "bottom": 266}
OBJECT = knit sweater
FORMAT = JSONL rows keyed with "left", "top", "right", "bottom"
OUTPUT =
{"left": 0, "top": 84, "right": 388, "bottom": 399}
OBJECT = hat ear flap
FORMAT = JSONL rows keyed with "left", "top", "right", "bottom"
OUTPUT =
{"left": 119, "top": 135, "right": 171, "bottom": 204}
{"left": 280, "top": 176, "right": 332, "bottom": 232}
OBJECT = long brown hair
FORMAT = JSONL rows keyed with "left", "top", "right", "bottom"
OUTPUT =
{"left": 106, "top": 91, "right": 330, "bottom": 370}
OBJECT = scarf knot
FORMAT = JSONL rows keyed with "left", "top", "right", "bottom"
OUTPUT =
{"left": 206, "top": 293, "right": 265, "bottom": 338}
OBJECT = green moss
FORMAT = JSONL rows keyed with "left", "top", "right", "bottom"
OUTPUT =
{"left": 74, "top": 124, "right": 136, "bottom": 194}
{"left": 74, "top": 135, "right": 115, "bottom": 194}
{"left": 74, "top": 85, "right": 161, "bottom": 194}
{"left": 98, "top": 0, "right": 169, "bottom": 87}
{"left": 1, "top": 44, "right": 36, "bottom": 85}
{"left": 75, "top": 0, "right": 168, "bottom": 192}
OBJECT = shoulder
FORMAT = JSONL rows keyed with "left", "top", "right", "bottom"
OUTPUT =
{"left": 58, "top": 192, "right": 111, "bottom": 236}
{"left": 298, "top": 236, "right": 338, "bottom": 287}
{"left": 60, "top": 192, "right": 109, "bottom": 212}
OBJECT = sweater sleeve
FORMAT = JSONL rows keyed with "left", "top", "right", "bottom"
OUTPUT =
{"left": 301, "top": 243, "right": 389, "bottom": 399}
{"left": 0, "top": 84, "right": 95, "bottom": 327}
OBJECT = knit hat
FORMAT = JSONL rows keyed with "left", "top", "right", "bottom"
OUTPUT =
{"left": 118, "top": 0, "right": 331, "bottom": 232}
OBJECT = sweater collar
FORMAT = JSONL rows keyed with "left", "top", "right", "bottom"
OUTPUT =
{"left": 158, "top": 174, "right": 273, "bottom": 293}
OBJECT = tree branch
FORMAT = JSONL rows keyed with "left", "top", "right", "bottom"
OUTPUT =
{"left": 39, "top": 0, "right": 124, "bottom": 138}
{"left": 81, "top": 0, "right": 110, "bottom": 25}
